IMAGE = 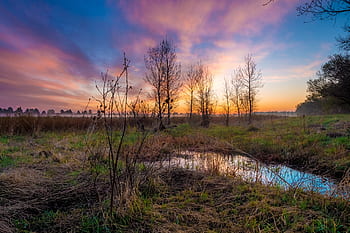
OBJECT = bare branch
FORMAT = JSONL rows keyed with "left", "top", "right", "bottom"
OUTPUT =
{"left": 297, "top": 0, "right": 350, "bottom": 20}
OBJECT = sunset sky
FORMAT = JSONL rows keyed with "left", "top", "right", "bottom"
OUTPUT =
{"left": 0, "top": 0, "right": 348, "bottom": 112}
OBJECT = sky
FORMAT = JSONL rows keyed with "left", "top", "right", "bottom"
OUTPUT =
{"left": 0, "top": 0, "right": 348, "bottom": 112}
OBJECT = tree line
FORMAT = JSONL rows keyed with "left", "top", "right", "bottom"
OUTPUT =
{"left": 296, "top": 54, "right": 350, "bottom": 114}
{"left": 142, "top": 38, "right": 263, "bottom": 129}
{"left": 0, "top": 107, "right": 93, "bottom": 116}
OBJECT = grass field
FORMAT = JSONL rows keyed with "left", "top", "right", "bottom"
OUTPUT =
{"left": 0, "top": 115, "right": 349, "bottom": 232}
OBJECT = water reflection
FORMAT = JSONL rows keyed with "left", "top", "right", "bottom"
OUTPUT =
{"left": 158, "top": 151, "right": 349, "bottom": 198}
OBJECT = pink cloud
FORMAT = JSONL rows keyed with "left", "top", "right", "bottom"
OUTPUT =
{"left": 0, "top": 35, "right": 97, "bottom": 110}
{"left": 118, "top": 0, "right": 299, "bottom": 99}
{"left": 0, "top": 45, "right": 91, "bottom": 89}
{"left": 119, "top": 0, "right": 297, "bottom": 54}
{"left": 120, "top": 0, "right": 218, "bottom": 36}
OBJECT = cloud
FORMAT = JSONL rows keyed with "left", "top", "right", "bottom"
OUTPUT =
{"left": 263, "top": 59, "right": 323, "bottom": 83}
{"left": 0, "top": 1, "right": 99, "bottom": 77}
{"left": 0, "top": 34, "right": 96, "bottom": 110}
{"left": 120, "top": 0, "right": 296, "bottom": 37}
{"left": 0, "top": 1, "right": 104, "bottom": 110}
{"left": 118, "top": 0, "right": 298, "bottom": 95}
{"left": 119, "top": 0, "right": 217, "bottom": 36}
{"left": 119, "top": 0, "right": 297, "bottom": 54}
{"left": 290, "top": 60, "right": 322, "bottom": 78}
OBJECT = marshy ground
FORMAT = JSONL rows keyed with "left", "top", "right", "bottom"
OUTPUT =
{"left": 0, "top": 115, "right": 349, "bottom": 232}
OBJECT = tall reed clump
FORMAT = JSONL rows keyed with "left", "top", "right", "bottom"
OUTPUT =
{"left": 87, "top": 53, "right": 152, "bottom": 225}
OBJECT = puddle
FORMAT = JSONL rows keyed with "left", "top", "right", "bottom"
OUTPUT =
{"left": 156, "top": 151, "right": 349, "bottom": 198}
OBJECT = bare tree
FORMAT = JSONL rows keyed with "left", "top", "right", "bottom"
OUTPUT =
{"left": 266, "top": 0, "right": 350, "bottom": 50}
{"left": 144, "top": 39, "right": 181, "bottom": 130}
{"left": 263, "top": 0, "right": 275, "bottom": 6}
{"left": 196, "top": 65, "right": 214, "bottom": 127}
{"left": 185, "top": 64, "right": 200, "bottom": 120}
{"left": 162, "top": 39, "right": 182, "bottom": 125}
{"left": 297, "top": 0, "right": 350, "bottom": 19}
{"left": 240, "top": 92, "right": 250, "bottom": 117}
{"left": 337, "top": 26, "right": 350, "bottom": 51}
{"left": 295, "top": 0, "right": 350, "bottom": 50}
{"left": 145, "top": 41, "right": 165, "bottom": 130}
{"left": 240, "top": 54, "right": 263, "bottom": 124}
{"left": 127, "top": 88, "right": 147, "bottom": 131}
{"left": 223, "top": 78, "right": 232, "bottom": 126}
{"left": 265, "top": 0, "right": 350, "bottom": 17}
{"left": 231, "top": 69, "right": 244, "bottom": 119}
{"left": 128, "top": 88, "right": 142, "bottom": 119}
{"left": 264, "top": 0, "right": 350, "bottom": 19}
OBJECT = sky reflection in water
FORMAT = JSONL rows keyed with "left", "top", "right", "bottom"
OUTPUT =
{"left": 158, "top": 151, "right": 348, "bottom": 198}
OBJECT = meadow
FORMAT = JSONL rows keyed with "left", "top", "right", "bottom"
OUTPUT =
{"left": 0, "top": 114, "right": 349, "bottom": 232}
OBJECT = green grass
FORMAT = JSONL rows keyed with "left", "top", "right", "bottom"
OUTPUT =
{"left": 15, "top": 210, "right": 60, "bottom": 232}
{"left": 80, "top": 215, "right": 110, "bottom": 233}
{"left": 90, "top": 163, "right": 109, "bottom": 175}
{"left": 1, "top": 146, "right": 20, "bottom": 155}
{"left": 0, "top": 145, "right": 24, "bottom": 168}
{"left": 165, "top": 123, "right": 193, "bottom": 137}
{"left": 0, "top": 155, "right": 16, "bottom": 168}
{"left": 0, "top": 136, "right": 9, "bottom": 144}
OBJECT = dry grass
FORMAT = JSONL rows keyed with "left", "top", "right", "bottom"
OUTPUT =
{"left": 140, "top": 168, "right": 350, "bottom": 233}
{"left": 337, "top": 168, "right": 350, "bottom": 199}
{"left": 0, "top": 164, "right": 100, "bottom": 233}
{"left": 0, "top": 116, "right": 189, "bottom": 135}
